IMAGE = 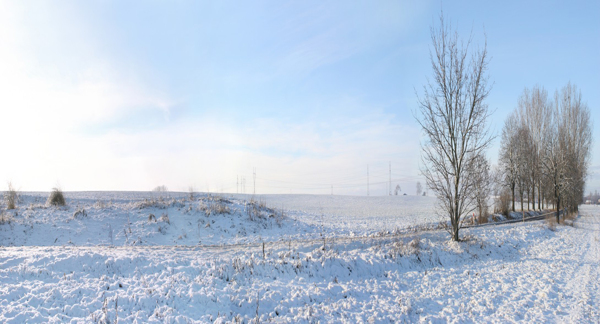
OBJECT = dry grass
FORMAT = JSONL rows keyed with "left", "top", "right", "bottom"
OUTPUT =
{"left": 388, "top": 236, "right": 421, "bottom": 258}
{"left": 188, "top": 186, "right": 195, "bottom": 201}
{"left": 476, "top": 213, "right": 489, "bottom": 225}
{"left": 135, "top": 197, "right": 184, "bottom": 210}
{"left": 159, "top": 213, "right": 170, "bottom": 224}
{"left": 494, "top": 189, "right": 511, "bottom": 216}
{"left": 199, "top": 196, "right": 232, "bottom": 216}
{"left": 95, "top": 200, "right": 110, "bottom": 209}
{"left": 47, "top": 188, "right": 66, "bottom": 206}
{"left": 73, "top": 208, "right": 87, "bottom": 219}
{"left": 563, "top": 211, "right": 578, "bottom": 227}
{"left": 0, "top": 211, "right": 13, "bottom": 225}
{"left": 545, "top": 214, "right": 558, "bottom": 231}
{"left": 5, "top": 182, "right": 17, "bottom": 210}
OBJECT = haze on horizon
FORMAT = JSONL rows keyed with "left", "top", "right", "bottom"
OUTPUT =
{"left": 0, "top": 1, "right": 598, "bottom": 195}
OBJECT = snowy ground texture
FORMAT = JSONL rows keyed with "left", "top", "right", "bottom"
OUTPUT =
{"left": 0, "top": 192, "right": 599, "bottom": 323}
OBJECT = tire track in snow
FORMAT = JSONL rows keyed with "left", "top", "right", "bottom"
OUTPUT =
{"left": 565, "top": 208, "right": 600, "bottom": 322}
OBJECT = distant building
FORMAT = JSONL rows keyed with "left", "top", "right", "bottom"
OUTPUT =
{"left": 585, "top": 200, "right": 592, "bottom": 204}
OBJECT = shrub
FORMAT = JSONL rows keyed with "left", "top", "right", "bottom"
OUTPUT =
{"left": 73, "top": 208, "right": 87, "bottom": 219}
{"left": 0, "top": 211, "right": 13, "bottom": 225}
{"left": 5, "top": 182, "right": 17, "bottom": 210}
{"left": 47, "top": 188, "right": 66, "bottom": 206}
{"left": 199, "top": 196, "right": 232, "bottom": 216}
{"left": 494, "top": 189, "right": 511, "bottom": 216}
{"left": 188, "top": 186, "right": 195, "bottom": 201}
{"left": 545, "top": 214, "right": 557, "bottom": 231}
{"left": 476, "top": 213, "right": 488, "bottom": 225}
{"left": 159, "top": 213, "right": 170, "bottom": 224}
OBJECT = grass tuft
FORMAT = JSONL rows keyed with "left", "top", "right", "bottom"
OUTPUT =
{"left": 47, "top": 188, "right": 66, "bottom": 206}
{"left": 0, "top": 211, "right": 13, "bottom": 225}
{"left": 5, "top": 182, "right": 17, "bottom": 210}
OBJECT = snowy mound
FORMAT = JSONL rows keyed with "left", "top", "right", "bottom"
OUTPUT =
{"left": 0, "top": 193, "right": 318, "bottom": 247}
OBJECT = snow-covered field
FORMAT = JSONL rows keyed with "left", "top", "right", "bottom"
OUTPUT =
{"left": 231, "top": 193, "right": 440, "bottom": 235}
{"left": 0, "top": 192, "right": 598, "bottom": 323}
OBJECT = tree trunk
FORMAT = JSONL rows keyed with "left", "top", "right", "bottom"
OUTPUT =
{"left": 531, "top": 185, "right": 535, "bottom": 211}
{"left": 511, "top": 184, "right": 515, "bottom": 212}
{"left": 556, "top": 197, "right": 560, "bottom": 224}
{"left": 520, "top": 190, "right": 523, "bottom": 211}
{"left": 538, "top": 181, "right": 542, "bottom": 210}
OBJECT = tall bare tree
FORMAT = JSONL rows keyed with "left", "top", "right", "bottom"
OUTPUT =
{"left": 517, "top": 86, "right": 551, "bottom": 211}
{"left": 499, "top": 112, "right": 520, "bottom": 212}
{"left": 416, "top": 182, "right": 423, "bottom": 196}
{"left": 415, "top": 14, "right": 493, "bottom": 241}
{"left": 542, "top": 83, "right": 593, "bottom": 222}
{"left": 515, "top": 125, "right": 531, "bottom": 211}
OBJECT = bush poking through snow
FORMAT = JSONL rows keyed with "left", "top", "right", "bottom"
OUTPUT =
{"left": 5, "top": 182, "right": 17, "bottom": 210}
{"left": 95, "top": 200, "right": 109, "bottom": 209}
{"left": 47, "top": 188, "right": 66, "bottom": 206}
{"left": 188, "top": 186, "right": 195, "bottom": 201}
{"left": 0, "top": 211, "right": 13, "bottom": 225}
{"left": 495, "top": 189, "right": 511, "bottom": 216}
{"left": 73, "top": 208, "right": 87, "bottom": 219}
{"left": 159, "top": 213, "right": 170, "bottom": 224}
{"left": 148, "top": 214, "right": 156, "bottom": 222}
{"left": 389, "top": 236, "right": 422, "bottom": 259}
{"left": 199, "top": 196, "right": 232, "bottom": 216}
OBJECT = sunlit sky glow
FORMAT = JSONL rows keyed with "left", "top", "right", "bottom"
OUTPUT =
{"left": 0, "top": 1, "right": 598, "bottom": 195}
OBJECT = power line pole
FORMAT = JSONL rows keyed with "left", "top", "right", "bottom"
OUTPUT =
{"left": 367, "top": 164, "right": 370, "bottom": 196}
{"left": 236, "top": 175, "right": 239, "bottom": 194}
{"left": 253, "top": 167, "right": 256, "bottom": 195}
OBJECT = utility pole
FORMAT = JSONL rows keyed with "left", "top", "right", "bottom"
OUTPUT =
{"left": 253, "top": 168, "right": 256, "bottom": 195}
{"left": 237, "top": 175, "right": 239, "bottom": 194}
{"left": 367, "top": 164, "right": 370, "bottom": 196}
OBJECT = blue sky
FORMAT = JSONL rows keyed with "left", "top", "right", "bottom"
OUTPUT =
{"left": 0, "top": 0, "right": 598, "bottom": 195}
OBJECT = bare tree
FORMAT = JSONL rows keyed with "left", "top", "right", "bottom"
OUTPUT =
{"left": 471, "top": 154, "right": 492, "bottom": 220}
{"left": 517, "top": 86, "right": 552, "bottom": 211}
{"left": 416, "top": 182, "right": 423, "bottom": 196}
{"left": 542, "top": 83, "right": 593, "bottom": 222}
{"left": 499, "top": 112, "right": 520, "bottom": 212}
{"left": 415, "top": 14, "right": 493, "bottom": 241}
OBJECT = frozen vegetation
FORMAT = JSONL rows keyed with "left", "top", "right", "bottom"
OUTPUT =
{"left": 0, "top": 192, "right": 598, "bottom": 322}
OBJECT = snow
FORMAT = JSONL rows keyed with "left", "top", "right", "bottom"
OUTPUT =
{"left": 1, "top": 192, "right": 598, "bottom": 322}
{"left": 231, "top": 194, "right": 440, "bottom": 235}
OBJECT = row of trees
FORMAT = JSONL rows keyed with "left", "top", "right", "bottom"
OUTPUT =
{"left": 416, "top": 13, "right": 593, "bottom": 241}
{"left": 498, "top": 83, "right": 593, "bottom": 222}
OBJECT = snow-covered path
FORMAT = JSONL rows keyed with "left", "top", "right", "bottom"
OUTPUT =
{"left": 565, "top": 208, "right": 600, "bottom": 321}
